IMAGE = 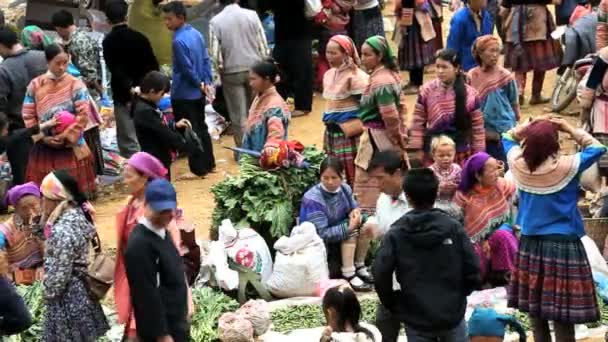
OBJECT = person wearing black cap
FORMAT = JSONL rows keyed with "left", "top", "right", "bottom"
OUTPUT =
{"left": 124, "top": 179, "right": 189, "bottom": 342}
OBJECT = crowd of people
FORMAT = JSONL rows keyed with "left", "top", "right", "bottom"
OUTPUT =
{"left": 0, "top": 0, "right": 608, "bottom": 341}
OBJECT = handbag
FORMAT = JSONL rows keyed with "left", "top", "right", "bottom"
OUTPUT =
{"left": 184, "top": 127, "right": 207, "bottom": 176}
{"left": 86, "top": 232, "right": 115, "bottom": 301}
{"left": 338, "top": 119, "right": 364, "bottom": 138}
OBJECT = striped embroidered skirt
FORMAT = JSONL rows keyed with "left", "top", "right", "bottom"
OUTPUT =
{"left": 26, "top": 143, "right": 97, "bottom": 197}
{"left": 508, "top": 235, "right": 600, "bottom": 323}
{"left": 353, "top": 166, "right": 380, "bottom": 215}
{"left": 398, "top": 22, "right": 436, "bottom": 71}
{"left": 84, "top": 127, "right": 104, "bottom": 176}
{"left": 503, "top": 39, "right": 563, "bottom": 73}
{"left": 324, "top": 126, "right": 359, "bottom": 186}
{"left": 350, "top": 6, "right": 385, "bottom": 49}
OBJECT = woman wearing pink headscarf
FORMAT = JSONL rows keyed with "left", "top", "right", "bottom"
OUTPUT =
{"left": 322, "top": 35, "right": 369, "bottom": 186}
{"left": 113, "top": 152, "right": 187, "bottom": 341}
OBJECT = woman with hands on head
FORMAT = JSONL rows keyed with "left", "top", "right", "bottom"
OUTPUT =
{"left": 505, "top": 115, "right": 607, "bottom": 341}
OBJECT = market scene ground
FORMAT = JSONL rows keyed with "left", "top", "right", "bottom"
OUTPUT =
{"left": 4, "top": 0, "right": 608, "bottom": 341}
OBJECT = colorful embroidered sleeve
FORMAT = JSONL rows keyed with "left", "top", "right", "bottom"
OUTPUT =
{"left": 63, "top": 81, "right": 90, "bottom": 145}
{"left": 299, "top": 198, "right": 349, "bottom": 243}
{"left": 22, "top": 81, "right": 38, "bottom": 128}
{"left": 468, "top": 94, "right": 486, "bottom": 153}
{"left": 408, "top": 91, "right": 428, "bottom": 150}
{"left": 375, "top": 85, "right": 407, "bottom": 150}
{"left": 498, "top": 178, "right": 516, "bottom": 201}
{"left": 263, "top": 107, "right": 287, "bottom": 149}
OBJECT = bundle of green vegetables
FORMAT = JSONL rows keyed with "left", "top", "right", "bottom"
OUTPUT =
{"left": 270, "top": 298, "right": 378, "bottom": 333}
{"left": 10, "top": 282, "right": 44, "bottom": 342}
{"left": 190, "top": 287, "right": 239, "bottom": 341}
{"left": 211, "top": 146, "right": 326, "bottom": 240}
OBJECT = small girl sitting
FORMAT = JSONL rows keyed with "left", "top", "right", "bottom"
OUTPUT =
{"left": 320, "top": 285, "right": 381, "bottom": 342}
{"left": 428, "top": 135, "right": 462, "bottom": 217}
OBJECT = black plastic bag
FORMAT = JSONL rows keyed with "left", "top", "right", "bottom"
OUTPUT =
{"left": 184, "top": 127, "right": 207, "bottom": 176}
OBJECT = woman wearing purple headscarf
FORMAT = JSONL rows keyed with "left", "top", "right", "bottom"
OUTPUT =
{"left": 0, "top": 182, "right": 44, "bottom": 284}
{"left": 114, "top": 152, "right": 190, "bottom": 340}
{"left": 454, "top": 152, "right": 518, "bottom": 287}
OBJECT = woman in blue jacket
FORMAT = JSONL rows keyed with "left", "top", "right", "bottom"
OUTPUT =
{"left": 446, "top": 0, "right": 493, "bottom": 71}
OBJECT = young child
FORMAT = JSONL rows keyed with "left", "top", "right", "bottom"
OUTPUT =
{"left": 429, "top": 135, "right": 462, "bottom": 218}
{"left": 320, "top": 285, "right": 382, "bottom": 342}
{"left": 429, "top": 135, "right": 462, "bottom": 201}
{"left": 374, "top": 168, "right": 481, "bottom": 341}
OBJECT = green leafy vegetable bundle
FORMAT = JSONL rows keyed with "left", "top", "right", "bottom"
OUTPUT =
{"left": 211, "top": 146, "right": 326, "bottom": 240}
{"left": 190, "top": 287, "right": 239, "bottom": 342}
{"left": 11, "top": 282, "right": 44, "bottom": 342}
{"left": 270, "top": 298, "right": 378, "bottom": 333}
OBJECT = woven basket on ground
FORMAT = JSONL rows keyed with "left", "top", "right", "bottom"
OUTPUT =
{"left": 584, "top": 217, "right": 608, "bottom": 251}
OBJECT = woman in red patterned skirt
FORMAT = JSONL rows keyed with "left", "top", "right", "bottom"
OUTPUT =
{"left": 501, "top": 0, "right": 563, "bottom": 105}
{"left": 22, "top": 44, "right": 96, "bottom": 197}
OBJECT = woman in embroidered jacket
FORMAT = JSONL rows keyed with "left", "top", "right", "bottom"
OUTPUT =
{"left": 322, "top": 35, "right": 369, "bottom": 186}
{"left": 40, "top": 171, "right": 108, "bottom": 341}
{"left": 409, "top": 48, "right": 485, "bottom": 166}
{"left": 22, "top": 44, "right": 96, "bottom": 196}
{"left": 454, "top": 152, "right": 518, "bottom": 287}
{"left": 300, "top": 157, "right": 374, "bottom": 292}
{"left": 394, "top": 0, "right": 437, "bottom": 94}
{"left": 354, "top": 36, "right": 408, "bottom": 214}
{"left": 505, "top": 117, "right": 606, "bottom": 341}
{"left": 242, "top": 59, "right": 290, "bottom": 155}
{"left": 468, "top": 35, "right": 520, "bottom": 165}
{"left": 500, "top": 0, "right": 562, "bottom": 104}
{"left": 0, "top": 183, "right": 44, "bottom": 285}
{"left": 114, "top": 152, "right": 190, "bottom": 341}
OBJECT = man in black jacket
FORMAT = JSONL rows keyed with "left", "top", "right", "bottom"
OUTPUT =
{"left": 125, "top": 179, "right": 189, "bottom": 342}
{"left": 374, "top": 168, "right": 481, "bottom": 342}
{"left": 103, "top": 0, "right": 159, "bottom": 158}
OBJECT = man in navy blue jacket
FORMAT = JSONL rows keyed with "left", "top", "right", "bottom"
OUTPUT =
{"left": 163, "top": 1, "right": 215, "bottom": 176}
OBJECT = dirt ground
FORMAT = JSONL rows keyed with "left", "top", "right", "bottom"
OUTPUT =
{"left": 0, "top": 0, "right": 565, "bottom": 248}
{"left": 93, "top": 72, "right": 562, "bottom": 249}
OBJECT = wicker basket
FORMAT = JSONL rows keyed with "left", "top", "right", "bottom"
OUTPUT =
{"left": 584, "top": 218, "right": 608, "bottom": 251}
